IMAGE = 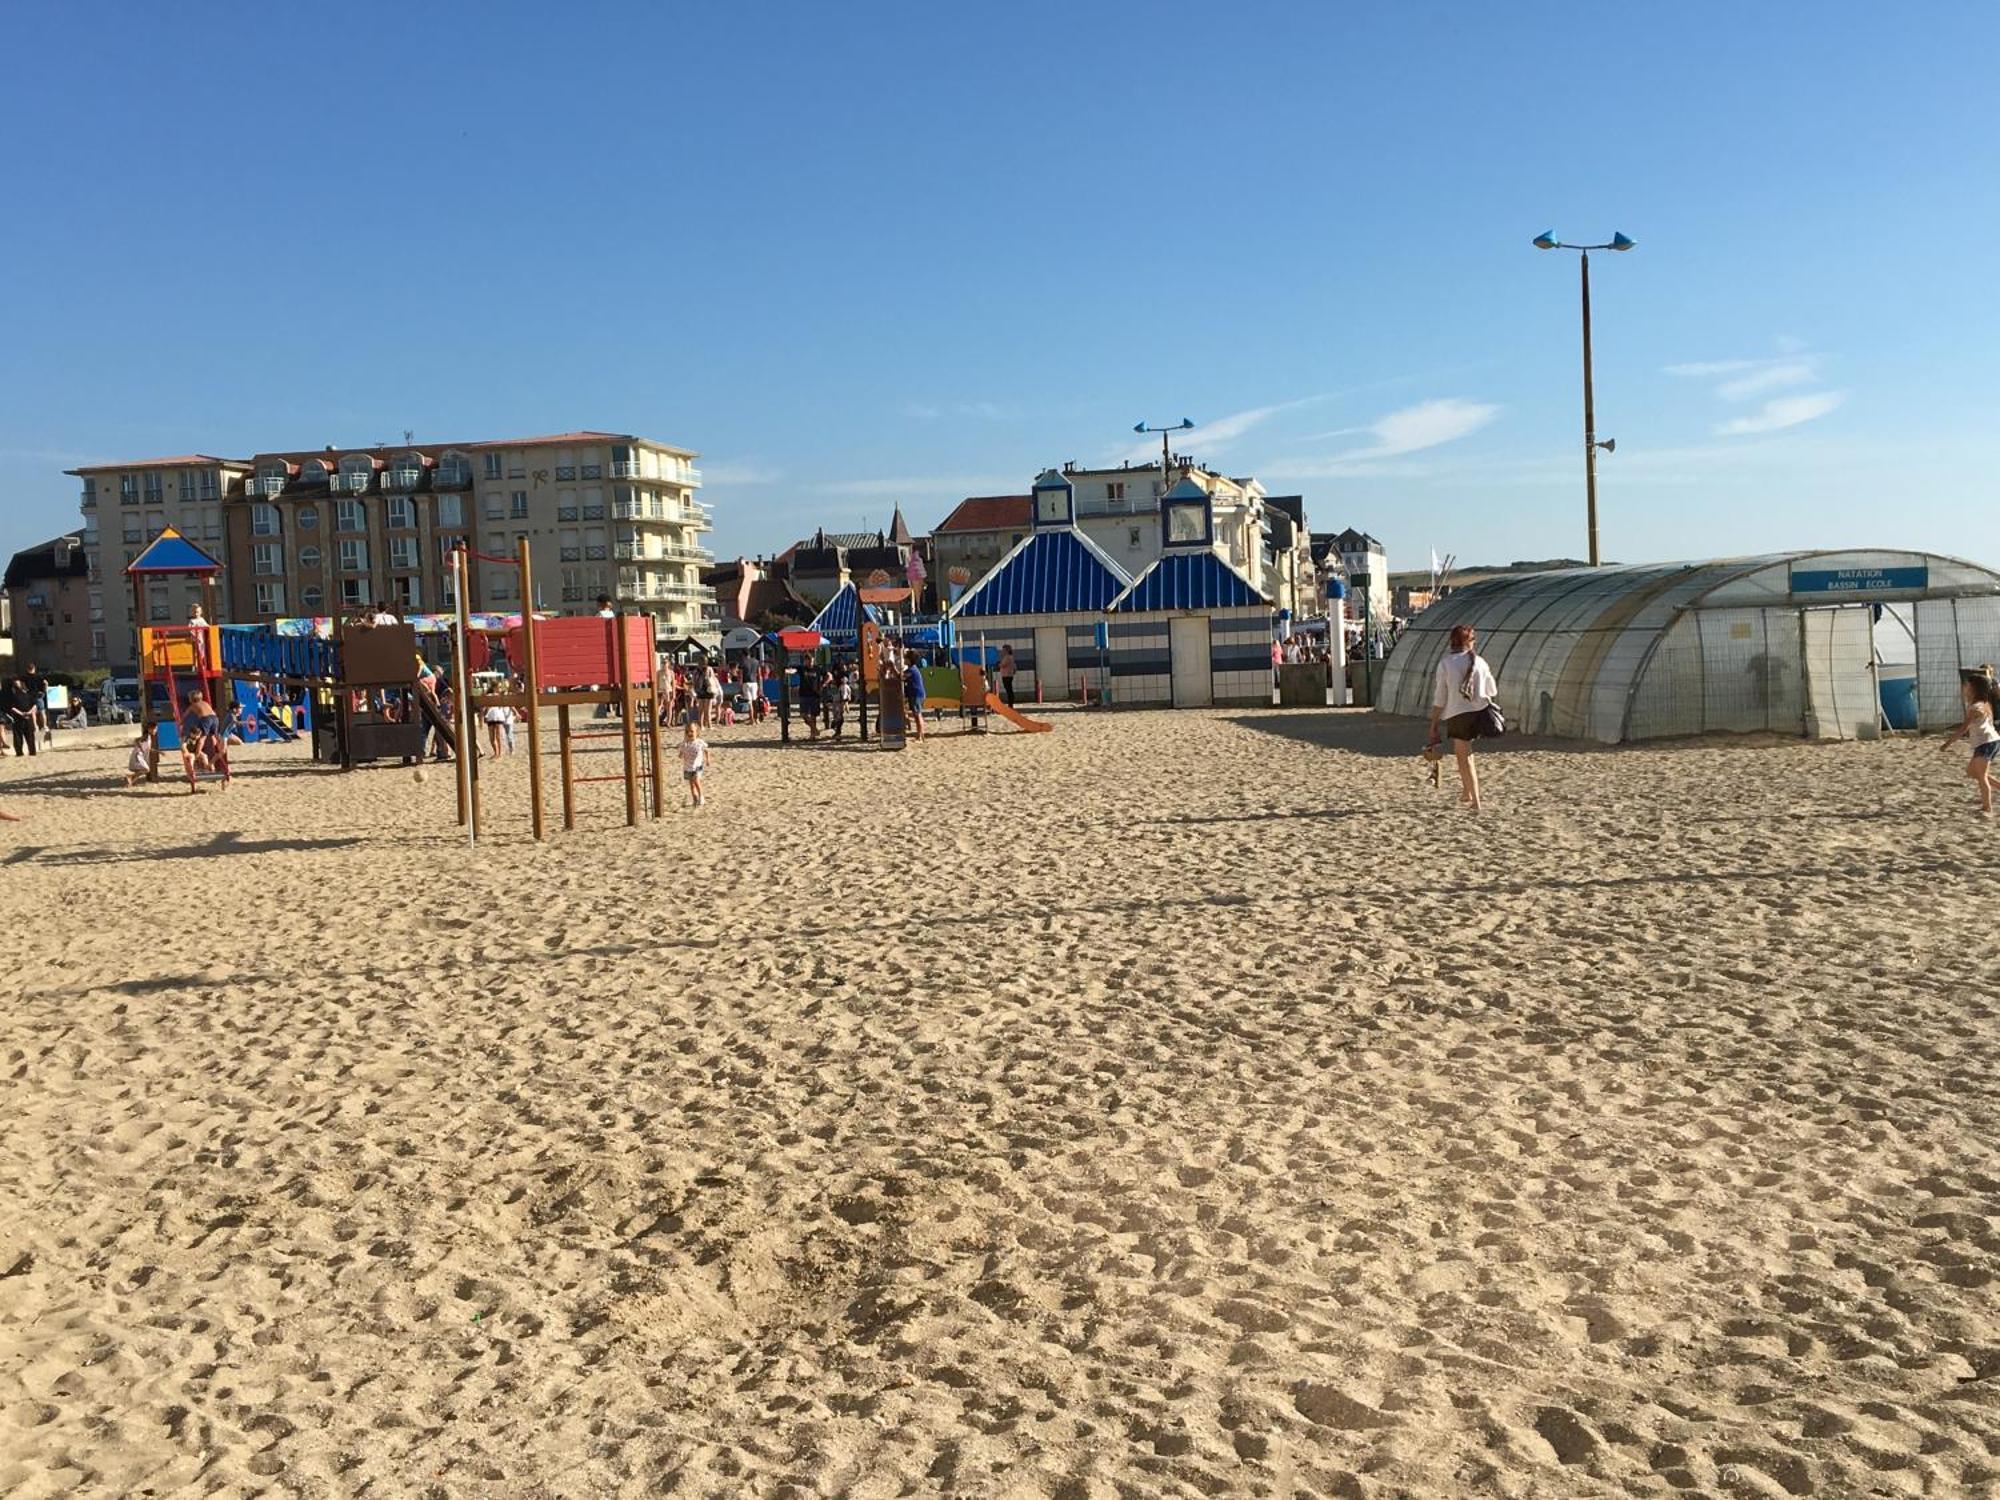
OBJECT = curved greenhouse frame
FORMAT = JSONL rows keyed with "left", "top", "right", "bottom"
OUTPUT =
{"left": 1377, "top": 550, "right": 2000, "bottom": 743}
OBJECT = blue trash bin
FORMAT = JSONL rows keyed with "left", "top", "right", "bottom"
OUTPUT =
{"left": 1878, "top": 665, "right": 1917, "bottom": 730}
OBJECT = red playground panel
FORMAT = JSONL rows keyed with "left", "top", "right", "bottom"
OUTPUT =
{"left": 512, "top": 616, "right": 654, "bottom": 691}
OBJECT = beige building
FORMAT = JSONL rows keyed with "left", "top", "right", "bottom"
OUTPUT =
{"left": 65, "top": 456, "right": 251, "bottom": 670}
{"left": 930, "top": 495, "right": 1032, "bottom": 597}
{"left": 5, "top": 532, "right": 96, "bottom": 677}
{"left": 68, "top": 429, "right": 713, "bottom": 666}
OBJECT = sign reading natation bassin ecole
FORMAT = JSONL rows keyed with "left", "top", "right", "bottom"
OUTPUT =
{"left": 1789, "top": 563, "right": 1930, "bottom": 596}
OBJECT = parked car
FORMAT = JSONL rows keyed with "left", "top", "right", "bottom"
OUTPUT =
{"left": 98, "top": 677, "right": 141, "bottom": 724}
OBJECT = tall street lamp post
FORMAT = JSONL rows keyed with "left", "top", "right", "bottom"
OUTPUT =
{"left": 1533, "top": 231, "right": 1635, "bottom": 565}
{"left": 1133, "top": 417, "right": 1195, "bottom": 500}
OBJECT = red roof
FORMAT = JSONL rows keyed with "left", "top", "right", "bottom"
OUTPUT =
{"left": 65, "top": 454, "right": 250, "bottom": 474}
{"left": 935, "top": 494, "right": 1032, "bottom": 533}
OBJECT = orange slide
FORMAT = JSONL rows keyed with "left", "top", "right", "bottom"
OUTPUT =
{"left": 984, "top": 692, "right": 1052, "bottom": 732}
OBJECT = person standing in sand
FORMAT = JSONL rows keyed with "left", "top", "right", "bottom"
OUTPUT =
{"left": 1939, "top": 666, "right": 2000, "bottom": 817}
{"left": 680, "top": 719, "right": 709, "bottom": 807}
{"left": 998, "top": 643, "right": 1017, "bottom": 707}
{"left": 1427, "top": 623, "right": 1500, "bottom": 813}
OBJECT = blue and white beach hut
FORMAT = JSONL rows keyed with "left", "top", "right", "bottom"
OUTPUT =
{"left": 947, "top": 469, "right": 1132, "bottom": 700}
{"left": 1105, "top": 478, "right": 1275, "bottom": 707}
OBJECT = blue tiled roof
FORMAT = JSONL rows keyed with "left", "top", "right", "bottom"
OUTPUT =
{"left": 1110, "top": 550, "right": 1270, "bottom": 613}
{"left": 808, "top": 582, "right": 881, "bottom": 642}
{"left": 950, "top": 529, "right": 1131, "bottom": 618}
{"left": 127, "top": 527, "right": 223, "bottom": 575}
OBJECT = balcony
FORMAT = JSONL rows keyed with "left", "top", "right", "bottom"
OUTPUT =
{"left": 613, "top": 541, "right": 637, "bottom": 560}
{"left": 580, "top": 464, "right": 602, "bottom": 480}
{"left": 555, "top": 466, "right": 576, "bottom": 481}
{"left": 557, "top": 506, "right": 580, "bottom": 522}
{"left": 384, "top": 468, "right": 422, "bottom": 490}
{"left": 584, "top": 544, "right": 609, "bottom": 561}
{"left": 79, "top": 492, "right": 97, "bottom": 509}
{"left": 610, "top": 460, "right": 640, "bottom": 478}
{"left": 582, "top": 505, "right": 606, "bottom": 521}
{"left": 341, "top": 472, "right": 375, "bottom": 493}
{"left": 253, "top": 476, "right": 288, "bottom": 497}
{"left": 559, "top": 547, "right": 582, "bottom": 563}
{"left": 433, "top": 466, "right": 471, "bottom": 489}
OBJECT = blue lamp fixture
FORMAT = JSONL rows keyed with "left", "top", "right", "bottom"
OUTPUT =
{"left": 1531, "top": 230, "right": 1637, "bottom": 565}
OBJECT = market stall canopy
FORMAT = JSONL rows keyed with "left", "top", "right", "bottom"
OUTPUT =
{"left": 721, "top": 626, "right": 763, "bottom": 651}
{"left": 772, "top": 628, "right": 824, "bottom": 652}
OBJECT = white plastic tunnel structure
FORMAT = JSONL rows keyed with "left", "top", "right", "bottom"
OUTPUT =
{"left": 1377, "top": 550, "right": 2000, "bottom": 743}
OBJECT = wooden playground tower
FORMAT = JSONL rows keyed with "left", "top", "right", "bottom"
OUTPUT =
{"left": 127, "top": 528, "right": 229, "bottom": 780}
{"left": 448, "top": 539, "right": 664, "bottom": 843}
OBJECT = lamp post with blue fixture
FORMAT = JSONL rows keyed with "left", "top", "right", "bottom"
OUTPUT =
{"left": 1533, "top": 231, "right": 1635, "bottom": 567}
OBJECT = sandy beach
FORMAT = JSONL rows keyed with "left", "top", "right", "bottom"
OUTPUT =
{"left": 2, "top": 706, "right": 1997, "bottom": 1498}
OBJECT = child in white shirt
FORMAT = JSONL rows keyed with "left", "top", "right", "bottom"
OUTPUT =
{"left": 679, "top": 721, "right": 708, "bottom": 808}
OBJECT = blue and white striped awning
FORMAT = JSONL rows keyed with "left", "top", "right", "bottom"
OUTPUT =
{"left": 808, "top": 582, "right": 881, "bottom": 643}
{"left": 1110, "top": 550, "right": 1271, "bottom": 613}
{"left": 949, "top": 528, "right": 1132, "bottom": 618}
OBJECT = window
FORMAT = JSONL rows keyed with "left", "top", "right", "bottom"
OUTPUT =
{"left": 255, "top": 582, "right": 285, "bottom": 615}
{"left": 387, "top": 496, "right": 413, "bottom": 530}
{"left": 302, "top": 584, "right": 324, "bottom": 613}
{"left": 1128, "top": 526, "right": 1142, "bottom": 546}
{"left": 436, "top": 533, "right": 463, "bottom": 560}
{"left": 510, "top": 490, "right": 528, "bottom": 519}
{"left": 339, "top": 538, "right": 369, "bottom": 572}
{"left": 143, "top": 474, "right": 163, "bottom": 501}
{"left": 507, "top": 460, "right": 526, "bottom": 480}
{"left": 436, "top": 493, "right": 463, "bottom": 527}
{"left": 483, "top": 452, "right": 503, "bottom": 480}
{"left": 340, "top": 578, "right": 366, "bottom": 607}
{"left": 441, "top": 569, "right": 458, "bottom": 607}
{"left": 389, "top": 536, "right": 417, "bottom": 570}
{"left": 297, "top": 505, "right": 318, "bottom": 530}
{"left": 179, "top": 473, "right": 197, "bottom": 501}
{"left": 251, "top": 502, "right": 280, "bottom": 536}
{"left": 253, "top": 543, "right": 282, "bottom": 576}
{"left": 484, "top": 492, "right": 505, "bottom": 521}
{"left": 336, "top": 499, "right": 365, "bottom": 532}
{"left": 580, "top": 462, "right": 602, "bottom": 480}
{"left": 202, "top": 507, "right": 222, "bottom": 541}
{"left": 299, "top": 545, "right": 321, "bottom": 569}
{"left": 555, "top": 465, "right": 576, "bottom": 481}
{"left": 82, "top": 478, "right": 97, "bottom": 504}
{"left": 438, "top": 451, "right": 471, "bottom": 486}
{"left": 560, "top": 528, "right": 581, "bottom": 562}
{"left": 88, "top": 589, "right": 103, "bottom": 623}
{"left": 120, "top": 475, "right": 138, "bottom": 503}
{"left": 394, "top": 576, "right": 421, "bottom": 610}
{"left": 1107, "top": 482, "right": 1126, "bottom": 502}
{"left": 199, "top": 470, "right": 218, "bottom": 500}
{"left": 145, "top": 510, "right": 165, "bottom": 536}
{"left": 148, "top": 586, "right": 171, "bottom": 622}
{"left": 91, "top": 629, "right": 107, "bottom": 661}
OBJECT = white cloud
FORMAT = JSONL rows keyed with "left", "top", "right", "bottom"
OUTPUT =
{"left": 1716, "top": 360, "right": 1818, "bottom": 400}
{"left": 1266, "top": 397, "right": 1501, "bottom": 477}
{"left": 1117, "top": 395, "right": 1334, "bottom": 463}
{"left": 1715, "top": 392, "right": 1846, "bottom": 436}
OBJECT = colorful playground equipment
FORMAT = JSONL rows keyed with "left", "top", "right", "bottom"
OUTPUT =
{"left": 448, "top": 539, "right": 662, "bottom": 843}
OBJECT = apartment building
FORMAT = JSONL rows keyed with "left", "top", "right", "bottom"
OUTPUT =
{"left": 4, "top": 532, "right": 95, "bottom": 676}
{"left": 930, "top": 495, "right": 1032, "bottom": 597}
{"left": 65, "top": 456, "right": 252, "bottom": 670}
{"left": 461, "top": 432, "right": 711, "bottom": 635}
{"left": 228, "top": 444, "right": 479, "bottom": 624}
{"left": 67, "top": 429, "right": 714, "bottom": 666}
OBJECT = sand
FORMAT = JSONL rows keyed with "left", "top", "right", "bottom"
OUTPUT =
{"left": 2, "top": 706, "right": 1997, "bottom": 1499}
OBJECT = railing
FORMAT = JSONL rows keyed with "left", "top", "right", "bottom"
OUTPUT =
{"left": 609, "top": 460, "right": 640, "bottom": 478}
{"left": 555, "top": 466, "right": 576, "bottom": 481}
{"left": 338, "top": 472, "right": 372, "bottom": 493}
{"left": 559, "top": 547, "right": 582, "bottom": 562}
{"left": 557, "top": 505, "right": 580, "bottom": 521}
{"left": 384, "top": 468, "right": 422, "bottom": 490}
{"left": 253, "top": 476, "right": 288, "bottom": 497}
{"left": 434, "top": 467, "right": 471, "bottom": 488}
{"left": 580, "top": 464, "right": 602, "bottom": 479}
{"left": 585, "top": 544, "right": 609, "bottom": 560}
{"left": 80, "top": 492, "right": 96, "bottom": 508}
{"left": 582, "top": 504, "right": 606, "bottom": 520}
{"left": 613, "top": 542, "right": 637, "bottom": 559}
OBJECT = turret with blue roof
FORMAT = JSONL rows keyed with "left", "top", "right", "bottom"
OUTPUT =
{"left": 945, "top": 468, "right": 1132, "bottom": 700}
{"left": 1102, "top": 476, "right": 1276, "bottom": 707}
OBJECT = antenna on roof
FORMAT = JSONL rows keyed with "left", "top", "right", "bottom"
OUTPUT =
{"left": 404, "top": 429, "right": 414, "bottom": 446}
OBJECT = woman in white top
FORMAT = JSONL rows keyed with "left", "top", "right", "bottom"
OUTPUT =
{"left": 1427, "top": 623, "right": 1500, "bottom": 812}
{"left": 1939, "top": 666, "right": 2000, "bottom": 817}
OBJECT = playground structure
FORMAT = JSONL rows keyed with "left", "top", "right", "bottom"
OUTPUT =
{"left": 449, "top": 540, "right": 663, "bottom": 843}
{"left": 127, "top": 529, "right": 237, "bottom": 785}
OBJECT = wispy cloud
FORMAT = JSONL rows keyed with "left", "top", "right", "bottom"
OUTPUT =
{"left": 904, "top": 400, "right": 1010, "bottom": 422}
{"left": 1667, "top": 345, "right": 1845, "bottom": 436}
{"left": 1118, "top": 395, "right": 1333, "bottom": 463}
{"left": 1265, "top": 397, "right": 1501, "bottom": 477}
{"left": 1715, "top": 391, "right": 1847, "bottom": 435}
{"left": 700, "top": 462, "right": 784, "bottom": 486}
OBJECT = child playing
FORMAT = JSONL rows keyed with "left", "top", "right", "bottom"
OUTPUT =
{"left": 1939, "top": 666, "right": 2000, "bottom": 816}
{"left": 123, "top": 728, "right": 155, "bottom": 787}
{"left": 679, "top": 720, "right": 708, "bottom": 808}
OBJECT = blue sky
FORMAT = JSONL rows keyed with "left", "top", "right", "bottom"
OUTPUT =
{"left": 4, "top": 1, "right": 1995, "bottom": 575}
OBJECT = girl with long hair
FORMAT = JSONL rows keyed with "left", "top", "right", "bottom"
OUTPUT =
{"left": 1427, "top": 623, "right": 1501, "bottom": 812}
{"left": 1939, "top": 665, "right": 2000, "bottom": 816}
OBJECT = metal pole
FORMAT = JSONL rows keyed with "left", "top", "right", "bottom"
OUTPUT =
{"left": 517, "top": 536, "right": 546, "bottom": 840}
{"left": 451, "top": 548, "right": 475, "bottom": 844}
{"left": 1580, "top": 249, "right": 1600, "bottom": 567}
